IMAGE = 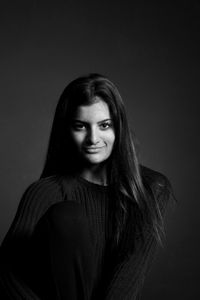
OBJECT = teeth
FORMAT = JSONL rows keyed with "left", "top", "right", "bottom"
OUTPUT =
{"left": 86, "top": 147, "right": 101, "bottom": 150}
{"left": 84, "top": 147, "right": 102, "bottom": 153}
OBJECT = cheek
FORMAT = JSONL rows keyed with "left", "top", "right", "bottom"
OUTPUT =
{"left": 106, "top": 131, "right": 115, "bottom": 148}
{"left": 70, "top": 131, "right": 85, "bottom": 147}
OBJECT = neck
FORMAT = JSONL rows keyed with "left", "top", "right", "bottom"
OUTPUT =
{"left": 78, "top": 163, "right": 108, "bottom": 186}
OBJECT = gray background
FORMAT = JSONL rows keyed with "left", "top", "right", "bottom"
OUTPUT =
{"left": 0, "top": 1, "right": 199, "bottom": 299}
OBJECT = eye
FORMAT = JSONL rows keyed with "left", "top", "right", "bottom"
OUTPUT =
{"left": 99, "top": 122, "right": 112, "bottom": 130}
{"left": 72, "top": 123, "right": 86, "bottom": 131}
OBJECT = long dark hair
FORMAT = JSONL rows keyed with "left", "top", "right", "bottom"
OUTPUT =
{"left": 41, "top": 73, "right": 168, "bottom": 251}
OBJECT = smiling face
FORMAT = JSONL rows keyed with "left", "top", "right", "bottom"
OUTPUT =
{"left": 69, "top": 97, "right": 115, "bottom": 167}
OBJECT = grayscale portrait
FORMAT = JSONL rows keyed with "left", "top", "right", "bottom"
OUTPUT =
{"left": 0, "top": 1, "right": 199, "bottom": 299}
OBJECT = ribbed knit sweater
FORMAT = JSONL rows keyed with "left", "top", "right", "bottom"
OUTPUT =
{"left": 0, "top": 166, "right": 171, "bottom": 300}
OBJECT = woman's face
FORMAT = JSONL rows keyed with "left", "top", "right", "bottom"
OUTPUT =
{"left": 69, "top": 97, "right": 115, "bottom": 166}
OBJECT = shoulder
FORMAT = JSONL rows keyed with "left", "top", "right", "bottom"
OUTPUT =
{"left": 140, "top": 165, "right": 171, "bottom": 190}
{"left": 23, "top": 175, "right": 63, "bottom": 200}
{"left": 2, "top": 176, "right": 64, "bottom": 239}
{"left": 17, "top": 175, "right": 64, "bottom": 218}
{"left": 140, "top": 164, "right": 172, "bottom": 209}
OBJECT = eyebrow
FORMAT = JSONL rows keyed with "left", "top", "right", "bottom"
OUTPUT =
{"left": 73, "top": 118, "right": 112, "bottom": 124}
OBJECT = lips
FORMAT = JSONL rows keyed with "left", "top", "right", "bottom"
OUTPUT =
{"left": 84, "top": 146, "right": 104, "bottom": 153}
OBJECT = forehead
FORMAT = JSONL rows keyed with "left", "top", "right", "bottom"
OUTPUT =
{"left": 74, "top": 98, "right": 111, "bottom": 122}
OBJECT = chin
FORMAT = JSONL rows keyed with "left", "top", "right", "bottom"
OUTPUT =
{"left": 84, "top": 154, "right": 108, "bottom": 165}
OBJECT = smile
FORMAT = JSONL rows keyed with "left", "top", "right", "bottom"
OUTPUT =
{"left": 84, "top": 146, "right": 104, "bottom": 153}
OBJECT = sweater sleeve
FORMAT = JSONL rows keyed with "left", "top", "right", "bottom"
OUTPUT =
{"left": 104, "top": 173, "right": 171, "bottom": 300}
{"left": 0, "top": 176, "right": 63, "bottom": 299}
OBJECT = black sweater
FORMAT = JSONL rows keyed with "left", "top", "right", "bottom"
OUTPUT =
{"left": 0, "top": 166, "right": 171, "bottom": 299}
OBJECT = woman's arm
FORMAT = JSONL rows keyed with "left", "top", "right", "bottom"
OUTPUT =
{"left": 0, "top": 176, "right": 63, "bottom": 299}
{"left": 104, "top": 172, "right": 172, "bottom": 300}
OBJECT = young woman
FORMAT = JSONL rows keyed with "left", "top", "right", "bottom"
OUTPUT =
{"left": 0, "top": 73, "right": 172, "bottom": 299}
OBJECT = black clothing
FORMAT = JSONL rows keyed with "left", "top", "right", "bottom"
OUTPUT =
{"left": 0, "top": 166, "right": 171, "bottom": 299}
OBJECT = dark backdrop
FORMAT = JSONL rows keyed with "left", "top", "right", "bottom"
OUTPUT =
{"left": 0, "top": 1, "right": 199, "bottom": 299}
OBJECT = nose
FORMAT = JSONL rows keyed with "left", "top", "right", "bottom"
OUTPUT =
{"left": 87, "top": 127, "right": 99, "bottom": 145}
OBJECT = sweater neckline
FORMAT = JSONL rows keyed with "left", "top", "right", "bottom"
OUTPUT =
{"left": 76, "top": 176, "right": 110, "bottom": 190}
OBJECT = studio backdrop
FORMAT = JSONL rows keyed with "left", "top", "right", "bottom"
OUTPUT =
{"left": 0, "top": 1, "right": 199, "bottom": 299}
